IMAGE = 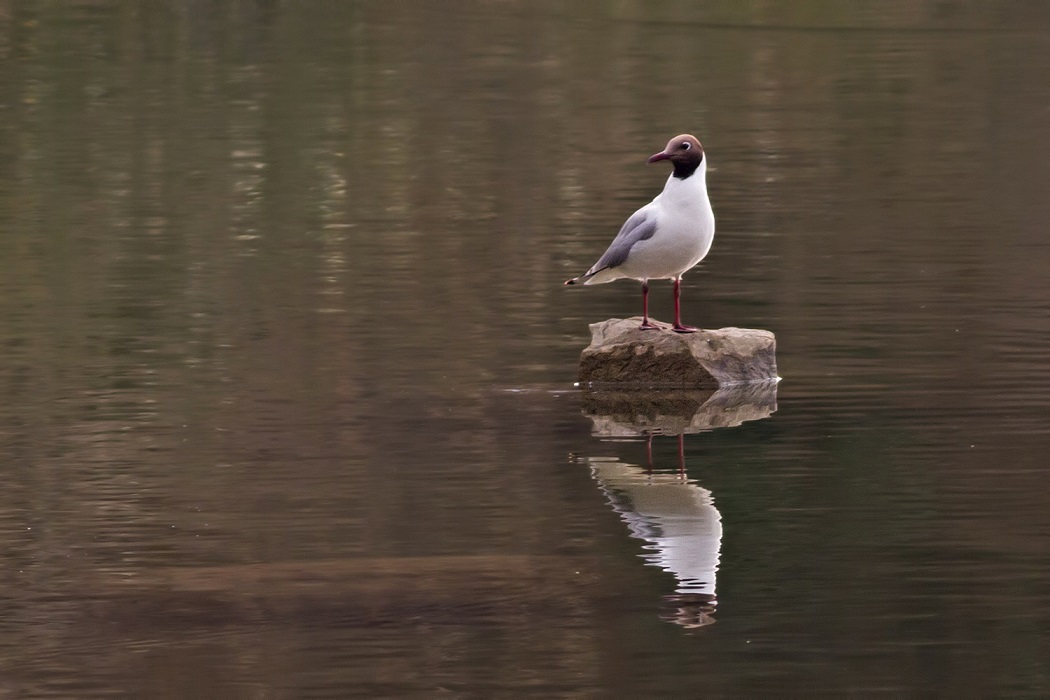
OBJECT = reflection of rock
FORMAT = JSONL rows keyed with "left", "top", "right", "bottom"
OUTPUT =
{"left": 583, "top": 381, "right": 777, "bottom": 437}
{"left": 589, "top": 445, "right": 721, "bottom": 628}
{"left": 579, "top": 317, "right": 777, "bottom": 388}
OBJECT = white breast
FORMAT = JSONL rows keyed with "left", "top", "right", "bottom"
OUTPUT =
{"left": 618, "top": 161, "right": 715, "bottom": 281}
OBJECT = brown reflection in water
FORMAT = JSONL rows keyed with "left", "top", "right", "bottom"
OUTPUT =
{"left": 582, "top": 382, "right": 778, "bottom": 437}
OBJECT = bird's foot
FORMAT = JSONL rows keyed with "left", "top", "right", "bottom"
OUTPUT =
{"left": 639, "top": 321, "right": 663, "bottom": 331}
{"left": 672, "top": 323, "right": 698, "bottom": 334}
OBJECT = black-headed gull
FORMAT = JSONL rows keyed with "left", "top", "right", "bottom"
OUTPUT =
{"left": 565, "top": 134, "right": 716, "bottom": 333}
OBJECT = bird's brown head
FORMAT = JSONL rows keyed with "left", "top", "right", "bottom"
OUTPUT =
{"left": 647, "top": 134, "right": 705, "bottom": 179}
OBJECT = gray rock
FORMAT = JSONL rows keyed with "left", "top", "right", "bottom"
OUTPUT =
{"left": 579, "top": 317, "right": 778, "bottom": 388}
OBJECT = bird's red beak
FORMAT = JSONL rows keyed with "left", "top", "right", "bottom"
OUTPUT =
{"left": 647, "top": 151, "right": 671, "bottom": 163}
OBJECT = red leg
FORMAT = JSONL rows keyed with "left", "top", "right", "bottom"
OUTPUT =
{"left": 639, "top": 281, "right": 659, "bottom": 330}
{"left": 672, "top": 278, "right": 697, "bottom": 333}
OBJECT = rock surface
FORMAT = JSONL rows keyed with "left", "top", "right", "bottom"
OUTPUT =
{"left": 579, "top": 317, "right": 777, "bottom": 388}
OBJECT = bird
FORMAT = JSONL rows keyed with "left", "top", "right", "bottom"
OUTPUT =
{"left": 564, "top": 134, "right": 716, "bottom": 333}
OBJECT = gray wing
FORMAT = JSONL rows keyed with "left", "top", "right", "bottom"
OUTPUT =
{"left": 584, "top": 208, "right": 657, "bottom": 277}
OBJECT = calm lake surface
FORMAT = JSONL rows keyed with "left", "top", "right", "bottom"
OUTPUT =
{"left": 2, "top": 2, "right": 1049, "bottom": 696}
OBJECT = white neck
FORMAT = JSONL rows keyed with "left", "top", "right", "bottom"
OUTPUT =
{"left": 658, "top": 157, "right": 711, "bottom": 209}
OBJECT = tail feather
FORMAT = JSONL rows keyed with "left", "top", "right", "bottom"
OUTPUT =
{"left": 565, "top": 265, "right": 610, "bottom": 286}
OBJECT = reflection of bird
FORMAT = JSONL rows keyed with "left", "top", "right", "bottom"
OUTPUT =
{"left": 588, "top": 444, "right": 722, "bottom": 629}
{"left": 565, "top": 134, "right": 716, "bottom": 333}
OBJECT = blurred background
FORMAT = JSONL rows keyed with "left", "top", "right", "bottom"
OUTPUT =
{"left": 1, "top": 1, "right": 1048, "bottom": 696}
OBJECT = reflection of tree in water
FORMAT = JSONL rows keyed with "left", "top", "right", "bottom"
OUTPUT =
{"left": 589, "top": 434, "right": 722, "bottom": 629}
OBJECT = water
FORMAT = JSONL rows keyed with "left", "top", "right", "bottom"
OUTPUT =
{"left": 1, "top": 2, "right": 1049, "bottom": 696}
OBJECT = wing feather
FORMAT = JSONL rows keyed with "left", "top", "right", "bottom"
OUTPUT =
{"left": 581, "top": 208, "right": 657, "bottom": 279}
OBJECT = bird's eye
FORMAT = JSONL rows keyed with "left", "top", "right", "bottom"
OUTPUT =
{"left": 681, "top": 142, "right": 691, "bottom": 150}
